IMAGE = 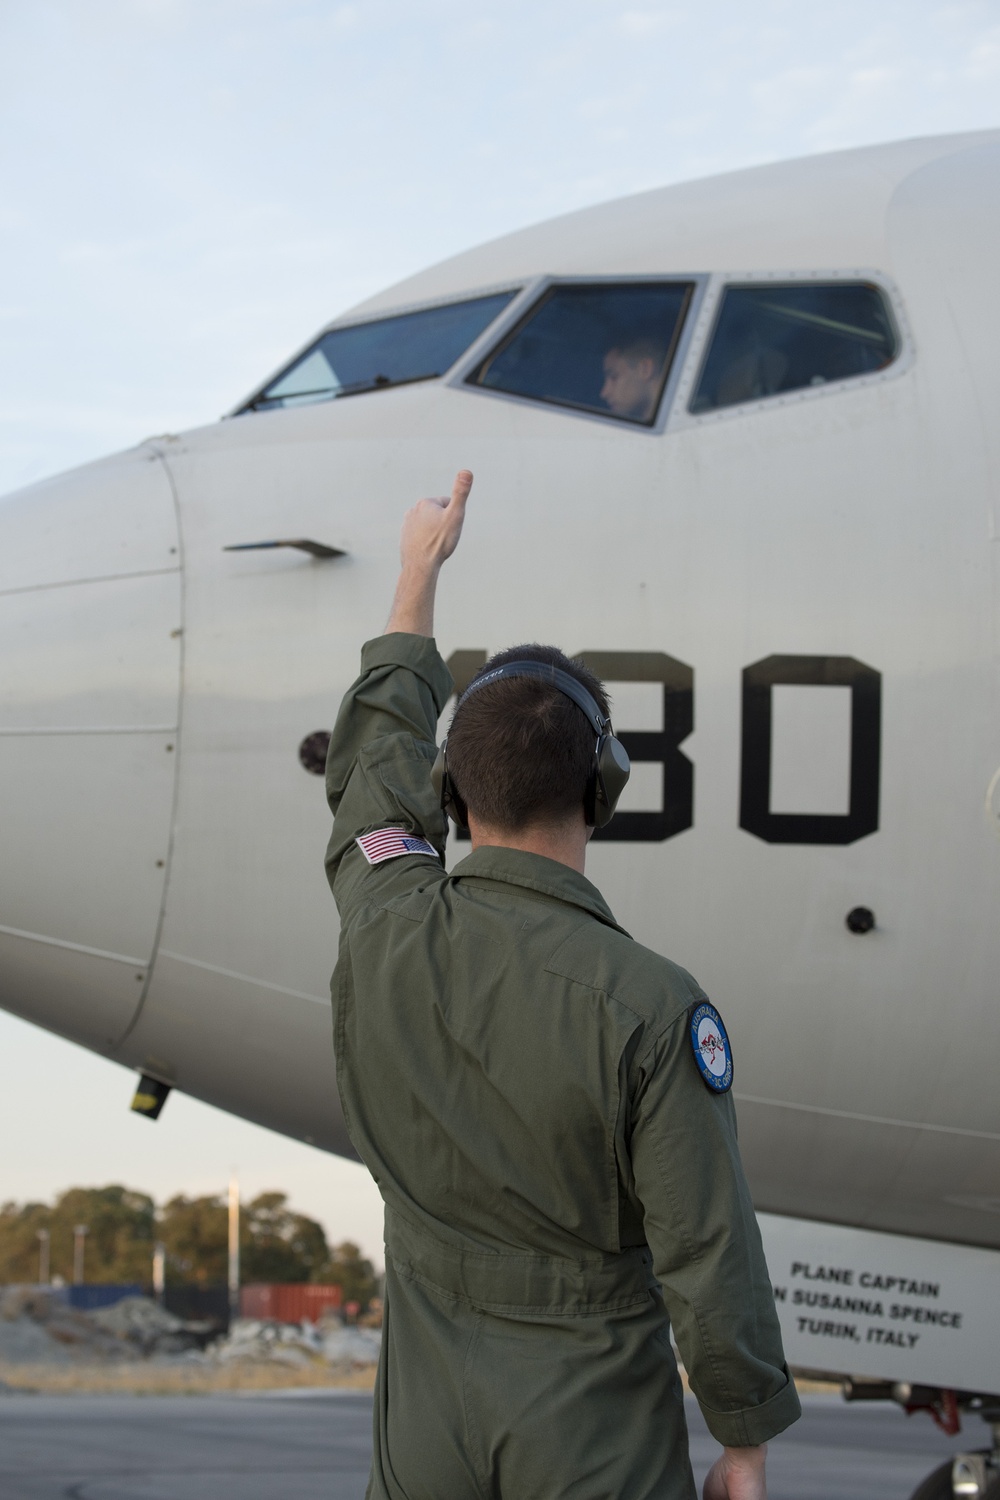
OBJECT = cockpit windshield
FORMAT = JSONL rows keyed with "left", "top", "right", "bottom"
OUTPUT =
{"left": 690, "top": 282, "right": 898, "bottom": 412}
{"left": 468, "top": 282, "right": 694, "bottom": 425}
{"left": 243, "top": 291, "right": 517, "bottom": 411}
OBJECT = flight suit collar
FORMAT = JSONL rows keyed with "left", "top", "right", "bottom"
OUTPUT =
{"left": 450, "top": 846, "right": 631, "bottom": 936}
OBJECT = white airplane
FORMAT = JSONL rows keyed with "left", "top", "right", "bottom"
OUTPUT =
{"left": 2, "top": 128, "right": 998, "bottom": 1497}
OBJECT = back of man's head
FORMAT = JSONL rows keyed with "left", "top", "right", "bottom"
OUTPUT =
{"left": 446, "top": 645, "right": 609, "bottom": 832}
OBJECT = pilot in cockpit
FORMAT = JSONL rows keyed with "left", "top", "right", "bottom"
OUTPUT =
{"left": 600, "top": 334, "right": 668, "bottom": 422}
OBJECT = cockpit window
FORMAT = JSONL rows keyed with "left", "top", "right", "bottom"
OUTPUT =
{"left": 244, "top": 291, "right": 517, "bottom": 411}
{"left": 690, "top": 282, "right": 898, "bottom": 413}
{"left": 468, "top": 282, "right": 694, "bottom": 425}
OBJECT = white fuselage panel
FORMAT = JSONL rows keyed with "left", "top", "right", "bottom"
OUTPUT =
{"left": 760, "top": 1213, "right": 1000, "bottom": 1393}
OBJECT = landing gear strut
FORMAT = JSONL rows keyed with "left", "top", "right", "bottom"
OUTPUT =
{"left": 842, "top": 1381, "right": 1000, "bottom": 1499}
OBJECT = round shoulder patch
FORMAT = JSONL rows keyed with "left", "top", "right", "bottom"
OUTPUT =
{"left": 690, "top": 1002, "right": 733, "bottom": 1093}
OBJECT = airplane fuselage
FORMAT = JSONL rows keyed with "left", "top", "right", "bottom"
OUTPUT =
{"left": 2, "top": 130, "right": 998, "bottom": 1397}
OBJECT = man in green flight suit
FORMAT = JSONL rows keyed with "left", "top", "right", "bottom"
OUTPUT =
{"left": 325, "top": 471, "right": 800, "bottom": 1499}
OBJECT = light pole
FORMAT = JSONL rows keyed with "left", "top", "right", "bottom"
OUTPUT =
{"left": 152, "top": 1243, "right": 166, "bottom": 1307}
{"left": 228, "top": 1175, "right": 240, "bottom": 1322}
{"left": 36, "top": 1228, "right": 50, "bottom": 1284}
{"left": 73, "top": 1225, "right": 89, "bottom": 1285}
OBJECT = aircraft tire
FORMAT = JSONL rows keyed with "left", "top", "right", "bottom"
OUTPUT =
{"left": 908, "top": 1462, "right": 955, "bottom": 1500}
{"left": 908, "top": 1459, "right": 1000, "bottom": 1500}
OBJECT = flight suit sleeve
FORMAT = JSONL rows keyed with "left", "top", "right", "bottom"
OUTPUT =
{"left": 628, "top": 1014, "right": 801, "bottom": 1448}
{"left": 324, "top": 632, "right": 454, "bottom": 921}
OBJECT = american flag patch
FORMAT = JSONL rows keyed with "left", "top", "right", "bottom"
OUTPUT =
{"left": 355, "top": 828, "right": 440, "bottom": 866}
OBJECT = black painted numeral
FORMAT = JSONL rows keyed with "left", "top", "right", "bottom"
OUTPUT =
{"left": 739, "top": 655, "right": 881, "bottom": 845}
{"left": 443, "top": 649, "right": 882, "bottom": 847}
{"left": 579, "top": 651, "right": 694, "bottom": 843}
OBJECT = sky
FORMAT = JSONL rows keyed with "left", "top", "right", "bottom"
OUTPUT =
{"left": 0, "top": 0, "right": 998, "bottom": 1267}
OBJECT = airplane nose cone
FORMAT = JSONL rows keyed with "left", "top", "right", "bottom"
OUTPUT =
{"left": 0, "top": 445, "right": 182, "bottom": 1051}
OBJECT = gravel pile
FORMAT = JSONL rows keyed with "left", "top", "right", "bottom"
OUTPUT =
{"left": 0, "top": 1290, "right": 383, "bottom": 1374}
{"left": 318, "top": 1323, "right": 382, "bottom": 1366}
{"left": 0, "top": 1287, "right": 131, "bottom": 1364}
{"left": 0, "top": 1288, "right": 381, "bottom": 1370}
{"left": 210, "top": 1316, "right": 380, "bottom": 1369}
{"left": 0, "top": 1288, "right": 212, "bottom": 1364}
{"left": 89, "top": 1297, "right": 217, "bottom": 1355}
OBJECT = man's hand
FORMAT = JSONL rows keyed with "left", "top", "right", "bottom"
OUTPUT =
{"left": 703, "top": 1444, "right": 767, "bottom": 1500}
{"left": 399, "top": 469, "right": 473, "bottom": 573}
{"left": 386, "top": 470, "right": 473, "bottom": 637}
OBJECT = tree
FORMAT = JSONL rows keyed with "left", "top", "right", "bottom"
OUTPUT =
{"left": 0, "top": 1186, "right": 361, "bottom": 1293}
{"left": 322, "top": 1241, "right": 378, "bottom": 1308}
{"left": 0, "top": 1187, "right": 155, "bottom": 1284}
{"left": 242, "top": 1193, "right": 329, "bottom": 1283}
{"left": 0, "top": 1200, "right": 54, "bottom": 1284}
{"left": 157, "top": 1191, "right": 332, "bottom": 1286}
{"left": 158, "top": 1194, "right": 230, "bottom": 1285}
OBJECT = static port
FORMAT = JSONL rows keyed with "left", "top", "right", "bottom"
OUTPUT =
{"left": 299, "top": 730, "right": 331, "bottom": 776}
{"left": 846, "top": 906, "right": 875, "bottom": 934}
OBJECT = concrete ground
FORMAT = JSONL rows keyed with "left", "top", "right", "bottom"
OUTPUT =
{"left": 0, "top": 1389, "right": 977, "bottom": 1499}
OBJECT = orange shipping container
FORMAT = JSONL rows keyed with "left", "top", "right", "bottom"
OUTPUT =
{"left": 239, "top": 1283, "right": 343, "bottom": 1323}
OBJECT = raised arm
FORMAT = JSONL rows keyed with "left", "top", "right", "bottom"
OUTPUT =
{"left": 324, "top": 471, "right": 473, "bottom": 918}
{"left": 385, "top": 469, "right": 473, "bottom": 635}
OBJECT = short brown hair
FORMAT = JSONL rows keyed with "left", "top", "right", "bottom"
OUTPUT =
{"left": 609, "top": 334, "right": 668, "bottom": 368}
{"left": 446, "top": 645, "right": 609, "bottom": 831}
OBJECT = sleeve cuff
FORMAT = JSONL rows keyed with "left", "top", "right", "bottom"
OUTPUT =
{"left": 697, "top": 1369, "right": 802, "bottom": 1447}
{"left": 360, "top": 634, "right": 455, "bottom": 713}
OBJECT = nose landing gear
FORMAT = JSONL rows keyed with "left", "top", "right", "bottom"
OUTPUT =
{"left": 906, "top": 1396, "right": 1000, "bottom": 1499}
{"left": 843, "top": 1381, "right": 1000, "bottom": 1499}
{"left": 909, "top": 1448, "right": 1000, "bottom": 1500}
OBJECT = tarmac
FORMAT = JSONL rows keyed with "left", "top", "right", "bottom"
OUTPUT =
{"left": 0, "top": 1389, "right": 976, "bottom": 1499}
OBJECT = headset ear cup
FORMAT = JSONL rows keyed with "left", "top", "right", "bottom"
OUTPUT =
{"left": 431, "top": 741, "right": 468, "bottom": 828}
{"left": 592, "top": 735, "right": 631, "bottom": 829}
{"left": 430, "top": 743, "right": 447, "bottom": 805}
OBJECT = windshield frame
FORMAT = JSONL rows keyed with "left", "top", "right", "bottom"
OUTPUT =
{"left": 451, "top": 273, "right": 710, "bottom": 434}
{"left": 229, "top": 282, "right": 530, "bottom": 417}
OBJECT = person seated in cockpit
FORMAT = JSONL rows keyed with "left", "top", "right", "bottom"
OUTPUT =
{"left": 600, "top": 334, "right": 668, "bottom": 422}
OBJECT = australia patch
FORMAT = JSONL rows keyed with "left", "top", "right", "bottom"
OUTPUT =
{"left": 356, "top": 828, "right": 440, "bottom": 866}
{"left": 690, "top": 1002, "right": 733, "bottom": 1093}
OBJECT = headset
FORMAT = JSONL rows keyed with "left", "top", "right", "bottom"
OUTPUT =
{"left": 430, "top": 660, "right": 631, "bottom": 831}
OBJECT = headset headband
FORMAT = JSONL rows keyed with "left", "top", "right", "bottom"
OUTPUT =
{"left": 435, "top": 656, "right": 630, "bottom": 831}
{"left": 458, "top": 660, "right": 610, "bottom": 736}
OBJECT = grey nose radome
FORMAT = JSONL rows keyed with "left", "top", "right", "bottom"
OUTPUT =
{"left": 0, "top": 445, "right": 182, "bottom": 1053}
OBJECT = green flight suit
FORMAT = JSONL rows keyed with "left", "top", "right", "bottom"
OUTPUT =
{"left": 326, "top": 633, "right": 800, "bottom": 1500}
